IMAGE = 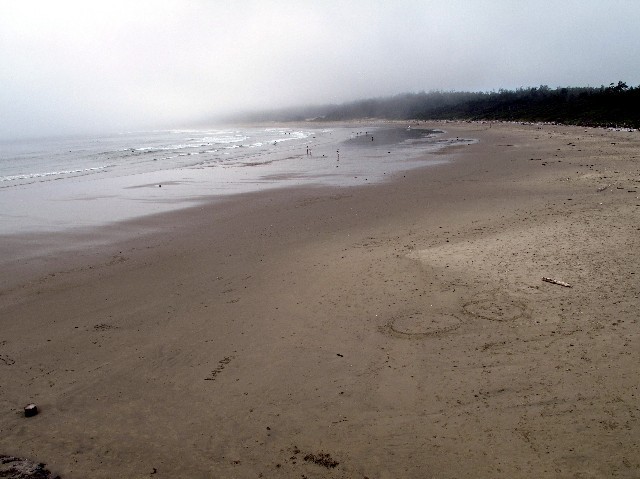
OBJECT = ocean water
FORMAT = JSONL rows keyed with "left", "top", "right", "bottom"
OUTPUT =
{"left": 0, "top": 127, "right": 311, "bottom": 187}
{"left": 0, "top": 125, "right": 471, "bottom": 236}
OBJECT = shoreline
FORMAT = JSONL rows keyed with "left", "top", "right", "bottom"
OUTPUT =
{"left": 1, "top": 122, "right": 638, "bottom": 478}
{"left": 0, "top": 124, "right": 458, "bottom": 238}
{"left": 0, "top": 124, "right": 463, "bottom": 291}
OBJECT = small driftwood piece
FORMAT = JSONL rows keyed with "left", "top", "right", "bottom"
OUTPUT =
{"left": 542, "top": 277, "right": 572, "bottom": 288}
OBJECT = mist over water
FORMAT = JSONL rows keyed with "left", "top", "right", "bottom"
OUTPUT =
{"left": 1, "top": 1, "right": 639, "bottom": 140}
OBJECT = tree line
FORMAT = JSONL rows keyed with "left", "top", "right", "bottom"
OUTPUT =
{"left": 228, "top": 82, "right": 640, "bottom": 128}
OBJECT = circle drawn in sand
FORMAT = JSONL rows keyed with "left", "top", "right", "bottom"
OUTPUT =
{"left": 383, "top": 312, "right": 462, "bottom": 339}
{"left": 463, "top": 290, "right": 527, "bottom": 322}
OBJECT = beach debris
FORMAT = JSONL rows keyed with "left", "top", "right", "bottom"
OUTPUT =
{"left": 303, "top": 452, "right": 339, "bottom": 469}
{"left": 24, "top": 403, "right": 38, "bottom": 417}
{"left": 0, "top": 354, "right": 15, "bottom": 366}
{"left": 0, "top": 454, "right": 60, "bottom": 479}
{"left": 542, "top": 277, "right": 572, "bottom": 288}
{"left": 204, "top": 356, "right": 233, "bottom": 381}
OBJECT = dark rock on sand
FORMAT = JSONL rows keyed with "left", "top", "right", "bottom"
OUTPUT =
{"left": 0, "top": 455, "right": 60, "bottom": 479}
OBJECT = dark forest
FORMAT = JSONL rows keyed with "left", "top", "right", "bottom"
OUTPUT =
{"left": 231, "top": 82, "right": 640, "bottom": 128}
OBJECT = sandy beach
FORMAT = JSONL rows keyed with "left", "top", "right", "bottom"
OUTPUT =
{"left": 1, "top": 122, "right": 638, "bottom": 478}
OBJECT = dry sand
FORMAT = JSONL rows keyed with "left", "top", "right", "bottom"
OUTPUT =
{"left": 0, "top": 122, "right": 638, "bottom": 478}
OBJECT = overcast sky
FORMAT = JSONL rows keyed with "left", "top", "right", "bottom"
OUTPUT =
{"left": 1, "top": 0, "right": 640, "bottom": 140}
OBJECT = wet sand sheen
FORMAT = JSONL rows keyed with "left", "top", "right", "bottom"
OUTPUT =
{"left": 0, "top": 121, "right": 638, "bottom": 478}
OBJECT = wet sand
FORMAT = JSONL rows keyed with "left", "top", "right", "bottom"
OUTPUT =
{"left": 0, "top": 122, "right": 639, "bottom": 478}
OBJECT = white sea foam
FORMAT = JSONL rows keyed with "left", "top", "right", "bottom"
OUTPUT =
{"left": 134, "top": 135, "right": 248, "bottom": 152}
{"left": 135, "top": 143, "right": 199, "bottom": 152}
{"left": 0, "top": 165, "right": 109, "bottom": 182}
{"left": 200, "top": 135, "right": 247, "bottom": 144}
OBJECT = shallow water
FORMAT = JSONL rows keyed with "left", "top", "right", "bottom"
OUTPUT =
{"left": 0, "top": 125, "right": 473, "bottom": 235}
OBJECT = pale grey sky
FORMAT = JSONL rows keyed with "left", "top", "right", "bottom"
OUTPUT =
{"left": 1, "top": 0, "right": 639, "bottom": 139}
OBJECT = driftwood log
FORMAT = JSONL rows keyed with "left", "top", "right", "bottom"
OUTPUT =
{"left": 542, "top": 277, "right": 572, "bottom": 288}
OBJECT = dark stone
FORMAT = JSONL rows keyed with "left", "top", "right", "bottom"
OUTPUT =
{"left": 0, "top": 455, "right": 60, "bottom": 478}
{"left": 24, "top": 404, "right": 38, "bottom": 418}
